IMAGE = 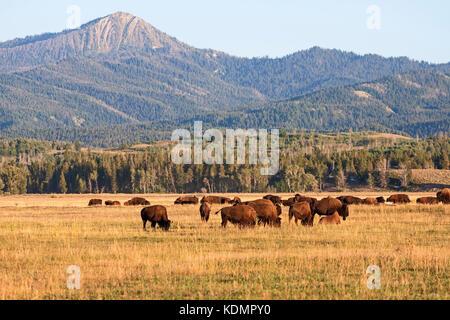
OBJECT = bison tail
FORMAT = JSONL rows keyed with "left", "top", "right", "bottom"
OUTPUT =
{"left": 215, "top": 209, "right": 222, "bottom": 215}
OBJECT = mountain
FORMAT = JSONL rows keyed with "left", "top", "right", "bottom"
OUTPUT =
{"left": 0, "top": 12, "right": 191, "bottom": 73}
{"left": 0, "top": 12, "right": 448, "bottom": 145}
{"left": 199, "top": 69, "right": 450, "bottom": 137}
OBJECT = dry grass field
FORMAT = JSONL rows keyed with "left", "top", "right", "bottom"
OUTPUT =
{"left": 0, "top": 193, "right": 448, "bottom": 300}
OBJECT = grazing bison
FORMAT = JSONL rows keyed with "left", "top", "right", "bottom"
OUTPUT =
{"left": 289, "top": 202, "right": 313, "bottom": 226}
{"left": 337, "top": 196, "right": 364, "bottom": 205}
{"left": 319, "top": 212, "right": 341, "bottom": 225}
{"left": 141, "top": 205, "right": 171, "bottom": 231}
{"left": 105, "top": 200, "right": 121, "bottom": 206}
{"left": 174, "top": 196, "right": 199, "bottom": 205}
{"left": 387, "top": 194, "right": 411, "bottom": 204}
{"left": 363, "top": 198, "right": 378, "bottom": 205}
{"left": 124, "top": 197, "right": 150, "bottom": 206}
{"left": 416, "top": 197, "right": 439, "bottom": 204}
{"left": 312, "top": 197, "right": 349, "bottom": 221}
{"left": 215, "top": 205, "right": 257, "bottom": 229}
{"left": 88, "top": 199, "right": 102, "bottom": 206}
{"left": 241, "top": 199, "right": 281, "bottom": 227}
{"left": 263, "top": 195, "right": 282, "bottom": 205}
{"left": 200, "top": 202, "right": 211, "bottom": 222}
{"left": 376, "top": 196, "right": 385, "bottom": 204}
{"left": 437, "top": 188, "right": 450, "bottom": 204}
{"left": 201, "top": 196, "right": 232, "bottom": 204}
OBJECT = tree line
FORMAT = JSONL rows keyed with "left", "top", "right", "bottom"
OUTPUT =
{"left": 0, "top": 135, "right": 448, "bottom": 195}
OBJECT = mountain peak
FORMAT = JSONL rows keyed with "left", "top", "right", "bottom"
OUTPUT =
{"left": 0, "top": 11, "right": 187, "bottom": 72}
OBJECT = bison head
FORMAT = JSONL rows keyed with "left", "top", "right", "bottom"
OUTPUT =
{"left": 158, "top": 220, "right": 171, "bottom": 231}
{"left": 339, "top": 204, "right": 349, "bottom": 221}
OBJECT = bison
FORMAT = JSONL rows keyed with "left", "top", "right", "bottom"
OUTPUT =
{"left": 319, "top": 212, "right": 341, "bottom": 225}
{"left": 416, "top": 197, "right": 439, "bottom": 204}
{"left": 105, "top": 200, "right": 121, "bottom": 206}
{"left": 141, "top": 205, "right": 171, "bottom": 231}
{"left": 312, "top": 197, "right": 349, "bottom": 221}
{"left": 241, "top": 199, "right": 281, "bottom": 227}
{"left": 437, "top": 188, "right": 450, "bottom": 204}
{"left": 174, "top": 196, "right": 199, "bottom": 205}
{"left": 289, "top": 202, "right": 313, "bottom": 226}
{"left": 200, "top": 202, "right": 211, "bottom": 222}
{"left": 88, "top": 199, "right": 102, "bottom": 206}
{"left": 337, "top": 196, "right": 364, "bottom": 205}
{"left": 201, "top": 196, "right": 232, "bottom": 204}
{"left": 215, "top": 205, "right": 257, "bottom": 229}
{"left": 124, "top": 197, "right": 150, "bottom": 206}
{"left": 387, "top": 194, "right": 411, "bottom": 204}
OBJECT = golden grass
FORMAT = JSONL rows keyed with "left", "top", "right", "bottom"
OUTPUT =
{"left": 0, "top": 193, "right": 448, "bottom": 300}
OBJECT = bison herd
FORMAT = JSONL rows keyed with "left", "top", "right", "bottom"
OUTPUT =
{"left": 86, "top": 188, "right": 450, "bottom": 232}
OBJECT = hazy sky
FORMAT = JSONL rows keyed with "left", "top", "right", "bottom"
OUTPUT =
{"left": 1, "top": 0, "right": 449, "bottom": 63}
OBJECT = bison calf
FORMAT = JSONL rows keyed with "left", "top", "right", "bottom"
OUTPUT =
{"left": 319, "top": 212, "right": 341, "bottom": 225}
{"left": 141, "top": 205, "right": 171, "bottom": 231}
{"left": 289, "top": 202, "right": 313, "bottom": 226}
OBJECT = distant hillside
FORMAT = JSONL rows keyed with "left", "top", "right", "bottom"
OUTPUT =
{"left": 198, "top": 70, "right": 450, "bottom": 137}
{"left": 0, "top": 12, "right": 448, "bottom": 144}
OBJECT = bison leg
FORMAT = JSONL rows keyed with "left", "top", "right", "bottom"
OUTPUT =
{"left": 142, "top": 219, "right": 147, "bottom": 231}
{"left": 151, "top": 221, "right": 157, "bottom": 229}
{"left": 205, "top": 213, "right": 210, "bottom": 223}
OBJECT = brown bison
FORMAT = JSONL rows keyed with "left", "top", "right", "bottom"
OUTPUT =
{"left": 416, "top": 197, "right": 439, "bottom": 204}
{"left": 141, "top": 205, "right": 171, "bottom": 231}
{"left": 105, "top": 200, "right": 121, "bottom": 206}
{"left": 215, "top": 205, "right": 257, "bottom": 229}
{"left": 337, "top": 196, "right": 364, "bottom": 205}
{"left": 241, "top": 199, "right": 281, "bottom": 227}
{"left": 437, "top": 188, "right": 450, "bottom": 204}
{"left": 201, "top": 196, "right": 232, "bottom": 204}
{"left": 289, "top": 202, "right": 313, "bottom": 226}
{"left": 312, "top": 197, "right": 349, "bottom": 221}
{"left": 376, "top": 196, "right": 385, "bottom": 204}
{"left": 200, "top": 202, "right": 211, "bottom": 222}
{"left": 263, "top": 195, "right": 282, "bottom": 205}
{"left": 319, "top": 212, "right": 341, "bottom": 225}
{"left": 174, "top": 196, "right": 199, "bottom": 205}
{"left": 88, "top": 199, "right": 102, "bottom": 206}
{"left": 124, "top": 197, "right": 150, "bottom": 206}
{"left": 387, "top": 194, "right": 411, "bottom": 204}
{"left": 363, "top": 198, "right": 378, "bottom": 205}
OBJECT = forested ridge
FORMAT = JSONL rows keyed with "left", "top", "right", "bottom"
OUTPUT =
{"left": 0, "top": 134, "right": 448, "bottom": 195}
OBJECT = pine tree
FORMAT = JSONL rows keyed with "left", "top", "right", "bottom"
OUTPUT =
{"left": 58, "top": 172, "right": 68, "bottom": 194}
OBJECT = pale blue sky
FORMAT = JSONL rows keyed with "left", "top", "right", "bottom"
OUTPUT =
{"left": 1, "top": 0, "right": 449, "bottom": 63}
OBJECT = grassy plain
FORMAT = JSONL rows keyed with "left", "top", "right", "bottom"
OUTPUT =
{"left": 0, "top": 193, "right": 448, "bottom": 300}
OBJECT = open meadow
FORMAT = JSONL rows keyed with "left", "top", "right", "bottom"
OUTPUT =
{"left": 0, "top": 193, "right": 448, "bottom": 300}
